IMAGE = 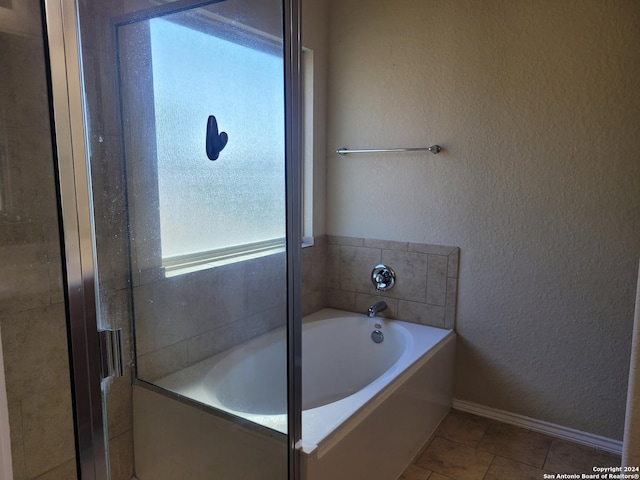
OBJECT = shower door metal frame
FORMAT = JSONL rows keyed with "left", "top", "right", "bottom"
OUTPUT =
{"left": 284, "top": 0, "right": 302, "bottom": 477}
{"left": 41, "top": 0, "right": 303, "bottom": 478}
{"left": 42, "top": 0, "right": 109, "bottom": 479}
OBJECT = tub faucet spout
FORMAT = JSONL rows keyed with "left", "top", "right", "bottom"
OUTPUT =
{"left": 367, "top": 301, "right": 388, "bottom": 318}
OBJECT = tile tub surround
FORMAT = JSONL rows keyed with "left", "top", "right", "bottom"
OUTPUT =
{"left": 401, "top": 409, "right": 622, "bottom": 480}
{"left": 134, "top": 252, "right": 287, "bottom": 381}
{"left": 322, "top": 235, "right": 459, "bottom": 329}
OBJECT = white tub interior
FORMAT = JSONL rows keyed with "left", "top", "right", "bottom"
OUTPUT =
{"left": 155, "top": 308, "right": 453, "bottom": 453}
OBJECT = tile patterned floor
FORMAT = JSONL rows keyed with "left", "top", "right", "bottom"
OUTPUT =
{"left": 400, "top": 409, "right": 621, "bottom": 480}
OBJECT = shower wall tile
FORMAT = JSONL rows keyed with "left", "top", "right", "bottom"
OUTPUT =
{"left": 302, "top": 239, "right": 327, "bottom": 294}
{"left": 132, "top": 282, "right": 156, "bottom": 356}
{"left": 447, "top": 248, "right": 460, "bottom": 279}
{"left": 133, "top": 252, "right": 287, "bottom": 381}
{"left": 234, "top": 304, "right": 285, "bottom": 346}
{"left": 21, "top": 385, "right": 76, "bottom": 479}
{"left": 106, "top": 368, "right": 134, "bottom": 440}
{"left": 340, "top": 245, "right": 381, "bottom": 292}
{"left": 1, "top": 128, "right": 57, "bottom": 224}
{"left": 308, "top": 236, "right": 460, "bottom": 329}
{"left": 326, "top": 244, "right": 340, "bottom": 283}
{"left": 408, "top": 242, "right": 457, "bottom": 256}
{"left": 302, "top": 290, "right": 325, "bottom": 317}
{"left": 0, "top": 303, "right": 70, "bottom": 405}
{"left": 427, "top": 255, "right": 448, "bottom": 307}
{"left": 187, "top": 325, "right": 236, "bottom": 365}
{"left": 302, "top": 239, "right": 328, "bottom": 316}
{"left": 243, "top": 252, "right": 287, "bottom": 315}
{"left": 326, "top": 288, "right": 356, "bottom": 311}
{"left": 0, "top": 222, "right": 50, "bottom": 315}
{"left": 445, "top": 277, "right": 458, "bottom": 329}
{"left": 381, "top": 250, "right": 428, "bottom": 302}
{"left": 327, "top": 235, "right": 364, "bottom": 246}
{"left": 109, "top": 429, "right": 135, "bottom": 480}
{"left": 8, "top": 405, "right": 26, "bottom": 480}
{"left": 0, "top": 0, "right": 45, "bottom": 38}
{"left": 398, "top": 300, "right": 446, "bottom": 328}
{"left": 0, "top": 33, "right": 50, "bottom": 132}
{"left": 33, "top": 459, "right": 77, "bottom": 480}
{"left": 137, "top": 341, "right": 189, "bottom": 382}
{"left": 364, "top": 238, "right": 409, "bottom": 251}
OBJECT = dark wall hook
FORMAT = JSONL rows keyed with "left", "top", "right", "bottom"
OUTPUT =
{"left": 206, "top": 115, "right": 228, "bottom": 160}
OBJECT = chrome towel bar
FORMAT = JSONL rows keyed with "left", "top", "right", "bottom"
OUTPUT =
{"left": 336, "top": 145, "right": 442, "bottom": 155}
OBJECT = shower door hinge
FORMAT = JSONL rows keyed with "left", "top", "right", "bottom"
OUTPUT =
{"left": 99, "top": 328, "right": 124, "bottom": 379}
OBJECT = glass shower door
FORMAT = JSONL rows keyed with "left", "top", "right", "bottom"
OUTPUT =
{"left": 44, "top": 0, "right": 301, "bottom": 478}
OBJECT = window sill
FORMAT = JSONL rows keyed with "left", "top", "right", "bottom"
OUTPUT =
{"left": 163, "top": 238, "right": 286, "bottom": 277}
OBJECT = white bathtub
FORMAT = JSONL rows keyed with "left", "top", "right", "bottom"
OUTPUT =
{"left": 136, "top": 308, "right": 455, "bottom": 480}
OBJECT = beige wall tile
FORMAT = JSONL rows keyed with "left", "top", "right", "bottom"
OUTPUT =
{"left": 234, "top": 304, "right": 286, "bottom": 346}
{"left": 0, "top": 222, "right": 50, "bottom": 315}
{"left": 364, "top": 238, "right": 409, "bottom": 251}
{"left": 327, "top": 235, "right": 364, "bottom": 246}
{"left": 381, "top": 250, "right": 428, "bottom": 302}
{"left": 243, "top": 252, "right": 287, "bottom": 316}
{"left": 132, "top": 282, "right": 156, "bottom": 356}
{"left": 447, "top": 248, "right": 460, "bottom": 279}
{"left": 0, "top": 33, "right": 49, "bottom": 132}
{"left": 106, "top": 368, "right": 133, "bottom": 440}
{"left": 33, "top": 459, "right": 77, "bottom": 480}
{"left": 8, "top": 404, "right": 26, "bottom": 480}
{"left": 137, "top": 341, "right": 188, "bottom": 381}
{"left": 326, "top": 244, "right": 340, "bottom": 286}
{"left": 0, "top": 262, "right": 50, "bottom": 315}
{"left": 187, "top": 326, "right": 235, "bottom": 365}
{"left": 1, "top": 304, "right": 70, "bottom": 404}
{"left": 340, "top": 245, "right": 381, "bottom": 293}
{"left": 22, "top": 386, "right": 75, "bottom": 479}
{"left": 302, "top": 290, "right": 326, "bottom": 317}
{"left": 1, "top": 129, "right": 57, "bottom": 224}
{"left": 409, "top": 243, "right": 457, "bottom": 256}
{"left": 398, "top": 300, "right": 445, "bottom": 327}
{"left": 444, "top": 278, "right": 458, "bottom": 329}
{"left": 302, "top": 242, "right": 327, "bottom": 295}
{"left": 323, "top": 236, "right": 459, "bottom": 328}
{"left": 326, "top": 288, "right": 355, "bottom": 311}
{"left": 427, "top": 255, "right": 448, "bottom": 306}
{"left": 109, "top": 430, "right": 134, "bottom": 480}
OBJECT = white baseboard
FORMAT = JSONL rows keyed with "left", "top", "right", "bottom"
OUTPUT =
{"left": 452, "top": 399, "right": 623, "bottom": 455}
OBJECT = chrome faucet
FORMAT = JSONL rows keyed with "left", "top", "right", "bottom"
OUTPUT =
{"left": 367, "top": 301, "right": 388, "bottom": 318}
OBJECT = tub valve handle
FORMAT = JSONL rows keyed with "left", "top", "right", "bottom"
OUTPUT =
{"left": 371, "top": 264, "right": 396, "bottom": 291}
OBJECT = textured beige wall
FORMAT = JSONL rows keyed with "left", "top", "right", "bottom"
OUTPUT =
{"left": 326, "top": 0, "right": 640, "bottom": 439}
{"left": 302, "top": 0, "right": 329, "bottom": 236}
{"left": 623, "top": 264, "right": 640, "bottom": 465}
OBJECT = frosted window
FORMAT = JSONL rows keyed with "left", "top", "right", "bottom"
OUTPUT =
{"left": 149, "top": 18, "right": 285, "bottom": 259}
